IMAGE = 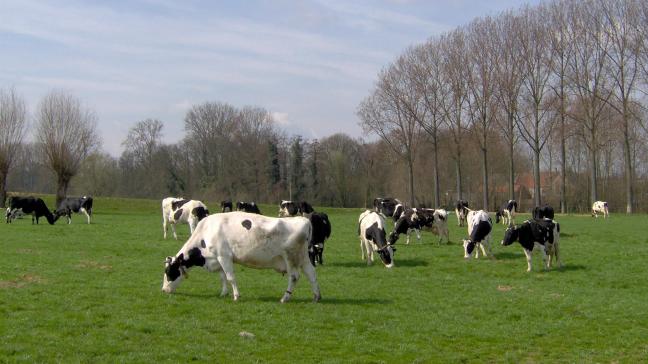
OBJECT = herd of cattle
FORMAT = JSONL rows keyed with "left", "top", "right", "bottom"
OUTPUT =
{"left": 4, "top": 193, "right": 610, "bottom": 303}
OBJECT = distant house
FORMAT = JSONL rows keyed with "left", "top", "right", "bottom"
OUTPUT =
{"left": 493, "top": 172, "right": 561, "bottom": 211}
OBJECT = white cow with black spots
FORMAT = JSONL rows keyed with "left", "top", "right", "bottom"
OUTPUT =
{"left": 162, "top": 212, "right": 321, "bottom": 303}
{"left": 162, "top": 197, "right": 209, "bottom": 239}
{"left": 462, "top": 209, "right": 494, "bottom": 259}
{"left": 591, "top": 201, "right": 609, "bottom": 219}
{"left": 501, "top": 219, "right": 562, "bottom": 272}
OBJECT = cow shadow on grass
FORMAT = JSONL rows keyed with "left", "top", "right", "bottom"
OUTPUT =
{"left": 494, "top": 252, "right": 525, "bottom": 260}
{"left": 327, "top": 258, "right": 428, "bottom": 268}
{"left": 257, "top": 296, "right": 393, "bottom": 305}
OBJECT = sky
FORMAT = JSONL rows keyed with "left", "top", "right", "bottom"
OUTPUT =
{"left": 0, "top": 0, "right": 540, "bottom": 156}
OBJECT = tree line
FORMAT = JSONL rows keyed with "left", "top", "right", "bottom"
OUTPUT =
{"left": 359, "top": 0, "right": 648, "bottom": 213}
{"left": 2, "top": 0, "right": 648, "bottom": 213}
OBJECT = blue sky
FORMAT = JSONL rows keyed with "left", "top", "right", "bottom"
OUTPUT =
{"left": 0, "top": 0, "right": 539, "bottom": 155}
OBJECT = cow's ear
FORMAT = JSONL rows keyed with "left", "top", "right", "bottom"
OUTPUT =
{"left": 165, "top": 256, "right": 173, "bottom": 265}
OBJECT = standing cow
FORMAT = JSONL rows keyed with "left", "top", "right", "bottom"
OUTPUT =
{"left": 496, "top": 200, "right": 518, "bottom": 225}
{"left": 162, "top": 212, "right": 321, "bottom": 303}
{"left": 279, "top": 200, "right": 315, "bottom": 217}
{"left": 307, "top": 212, "right": 331, "bottom": 266}
{"left": 220, "top": 199, "right": 233, "bottom": 212}
{"left": 373, "top": 197, "right": 401, "bottom": 219}
{"left": 592, "top": 201, "right": 609, "bottom": 219}
{"left": 358, "top": 210, "right": 394, "bottom": 268}
{"left": 462, "top": 210, "right": 494, "bottom": 259}
{"left": 5, "top": 196, "right": 56, "bottom": 225}
{"left": 501, "top": 219, "right": 562, "bottom": 272}
{"left": 54, "top": 196, "right": 93, "bottom": 224}
{"left": 533, "top": 205, "right": 555, "bottom": 220}
{"left": 236, "top": 201, "right": 261, "bottom": 214}
{"left": 455, "top": 200, "right": 469, "bottom": 227}
{"left": 162, "top": 197, "right": 209, "bottom": 239}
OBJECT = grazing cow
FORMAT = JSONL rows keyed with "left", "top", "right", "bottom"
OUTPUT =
{"left": 496, "top": 200, "right": 518, "bottom": 225}
{"left": 221, "top": 199, "right": 233, "bottom": 212}
{"left": 162, "top": 197, "right": 209, "bottom": 239}
{"left": 455, "top": 200, "right": 469, "bottom": 227}
{"left": 373, "top": 197, "right": 401, "bottom": 219}
{"left": 462, "top": 210, "right": 493, "bottom": 259}
{"left": 279, "top": 200, "right": 315, "bottom": 217}
{"left": 592, "top": 201, "right": 609, "bottom": 219}
{"left": 162, "top": 212, "right": 321, "bottom": 303}
{"left": 533, "top": 205, "right": 555, "bottom": 220}
{"left": 419, "top": 208, "right": 450, "bottom": 244}
{"left": 358, "top": 210, "right": 394, "bottom": 268}
{"left": 54, "top": 196, "right": 93, "bottom": 224}
{"left": 307, "top": 212, "right": 331, "bottom": 266}
{"left": 5, "top": 196, "right": 56, "bottom": 225}
{"left": 236, "top": 201, "right": 261, "bottom": 214}
{"left": 501, "top": 219, "right": 562, "bottom": 272}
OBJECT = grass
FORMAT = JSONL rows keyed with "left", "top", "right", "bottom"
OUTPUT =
{"left": 2, "top": 196, "right": 648, "bottom": 363}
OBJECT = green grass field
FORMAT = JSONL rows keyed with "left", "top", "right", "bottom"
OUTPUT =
{"left": 2, "top": 196, "right": 648, "bottom": 363}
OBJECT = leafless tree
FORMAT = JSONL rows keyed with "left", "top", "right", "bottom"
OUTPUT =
{"left": 465, "top": 16, "right": 499, "bottom": 209}
{"left": 439, "top": 29, "right": 470, "bottom": 202}
{"left": 494, "top": 11, "right": 524, "bottom": 203}
{"left": 600, "top": 0, "right": 644, "bottom": 213}
{"left": 358, "top": 58, "right": 423, "bottom": 207}
{"left": 35, "top": 90, "right": 100, "bottom": 206}
{"left": 566, "top": 0, "right": 614, "bottom": 204}
{"left": 516, "top": 5, "right": 556, "bottom": 207}
{"left": 0, "top": 87, "right": 28, "bottom": 207}
{"left": 123, "top": 118, "right": 164, "bottom": 167}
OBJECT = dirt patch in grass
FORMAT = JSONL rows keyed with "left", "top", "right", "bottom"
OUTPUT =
{"left": 497, "top": 285, "right": 513, "bottom": 292}
{"left": 0, "top": 274, "right": 44, "bottom": 289}
{"left": 76, "top": 260, "right": 112, "bottom": 270}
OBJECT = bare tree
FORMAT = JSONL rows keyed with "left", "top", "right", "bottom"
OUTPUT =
{"left": 516, "top": 5, "right": 556, "bottom": 207}
{"left": 409, "top": 40, "right": 447, "bottom": 207}
{"left": 358, "top": 59, "right": 423, "bottom": 207}
{"left": 548, "top": 0, "right": 575, "bottom": 213}
{"left": 567, "top": 0, "right": 614, "bottom": 204}
{"left": 495, "top": 11, "right": 524, "bottom": 203}
{"left": 35, "top": 90, "right": 100, "bottom": 206}
{"left": 600, "top": 0, "right": 644, "bottom": 213}
{"left": 0, "top": 87, "right": 28, "bottom": 207}
{"left": 123, "top": 118, "right": 164, "bottom": 167}
{"left": 465, "top": 16, "right": 499, "bottom": 209}
{"left": 439, "top": 29, "right": 470, "bottom": 201}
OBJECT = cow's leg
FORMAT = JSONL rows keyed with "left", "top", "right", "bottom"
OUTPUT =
{"left": 416, "top": 228, "right": 421, "bottom": 242}
{"left": 81, "top": 207, "right": 90, "bottom": 224}
{"left": 171, "top": 222, "right": 178, "bottom": 240}
{"left": 406, "top": 229, "right": 411, "bottom": 245}
{"left": 188, "top": 218, "right": 195, "bottom": 235}
{"left": 360, "top": 238, "right": 366, "bottom": 261}
{"left": 554, "top": 241, "right": 563, "bottom": 268}
{"left": 217, "top": 255, "right": 239, "bottom": 301}
{"left": 540, "top": 245, "right": 549, "bottom": 270}
{"left": 67, "top": 212, "right": 72, "bottom": 224}
{"left": 163, "top": 216, "right": 168, "bottom": 239}
{"left": 523, "top": 248, "right": 533, "bottom": 272}
{"left": 280, "top": 255, "right": 300, "bottom": 303}
{"left": 218, "top": 270, "right": 228, "bottom": 297}
{"left": 301, "top": 256, "right": 321, "bottom": 302}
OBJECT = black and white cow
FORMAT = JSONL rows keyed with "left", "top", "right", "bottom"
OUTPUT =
{"left": 373, "top": 197, "right": 401, "bottom": 219}
{"left": 462, "top": 210, "right": 493, "bottom": 259}
{"left": 419, "top": 208, "right": 450, "bottom": 244}
{"left": 358, "top": 210, "right": 394, "bottom": 268}
{"left": 496, "top": 200, "right": 518, "bottom": 225}
{"left": 592, "top": 201, "right": 609, "bottom": 219}
{"left": 455, "top": 200, "right": 469, "bottom": 227}
{"left": 162, "top": 212, "right": 321, "bottom": 303}
{"left": 532, "top": 205, "right": 555, "bottom": 220}
{"left": 278, "top": 200, "right": 315, "bottom": 217}
{"left": 220, "top": 199, "right": 233, "bottom": 212}
{"left": 307, "top": 212, "right": 331, "bottom": 266}
{"left": 236, "top": 201, "right": 261, "bottom": 214}
{"left": 54, "top": 196, "right": 93, "bottom": 224}
{"left": 501, "top": 219, "right": 562, "bottom": 272}
{"left": 5, "top": 196, "right": 56, "bottom": 225}
{"left": 162, "top": 197, "right": 209, "bottom": 239}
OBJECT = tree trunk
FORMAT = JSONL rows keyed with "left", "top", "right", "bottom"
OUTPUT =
{"left": 433, "top": 138, "right": 440, "bottom": 208}
{"left": 508, "top": 132, "right": 515, "bottom": 201}
{"left": 560, "top": 117, "right": 567, "bottom": 214}
{"left": 482, "top": 147, "right": 489, "bottom": 210}
{"left": 590, "top": 147, "right": 598, "bottom": 203}
{"left": 623, "top": 110, "right": 634, "bottom": 213}
{"left": 455, "top": 150, "right": 463, "bottom": 201}
{"left": 56, "top": 175, "right": 71, "bottom": 208}
{"left": 0, "top": 171, "right": 7, "bottom": 208}
{"left": 407, "top": 156, "right": 415, "bottom": 207}
{"left": 533, "top": 150, "right": 541, "bottom": 207}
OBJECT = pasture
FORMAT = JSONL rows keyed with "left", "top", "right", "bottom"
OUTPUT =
{"left": 2, "top": 196, "right": 647, "bottom": 363}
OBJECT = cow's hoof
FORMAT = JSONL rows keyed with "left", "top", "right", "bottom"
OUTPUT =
{"left": 233, "top": 295, "right": 240, "bottom": 301}
{"left": 313, "top": 293, "right": 321, "bottom": 303}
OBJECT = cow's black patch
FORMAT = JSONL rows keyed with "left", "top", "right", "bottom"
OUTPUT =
{"left": 242, "top": 219, "right": 252, "bottom": 230}
{"left": 466, "top": 241, "right": 476, "bottom": 254}
{"left": 503, "top": 219, "right": 556, "bottom": 251}
{"left": 185, "top": 247, "right": 206, "bottom": 268}
{"left": 200, "top": 240, "right": 206, "bottom": 248}
{"left": 171, "top": 199, "right": 190, "bottom": 211}
{"left": 192, "top": 206, "right": 209, "bottom": 221}
{"left": 173, "top": 208, "right": 183, "bottom": 221}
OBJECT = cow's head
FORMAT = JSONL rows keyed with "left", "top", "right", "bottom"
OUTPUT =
{"left": 501, "top": 225, "right": 519, "bottom": 246}
{"left": 192, "top": 206, "right": 209, "bottom": 221}
{"left": 162, "top": 254, "right": 187, "bottom": 293}
{"left": 462, "top": 239, "right": 477, "bottom": 258}
{"left": 279, "top": 201, "right": 297, "bottom": 217}
{"left": 366, "top": 222, "right": 394, "bottom": 268}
